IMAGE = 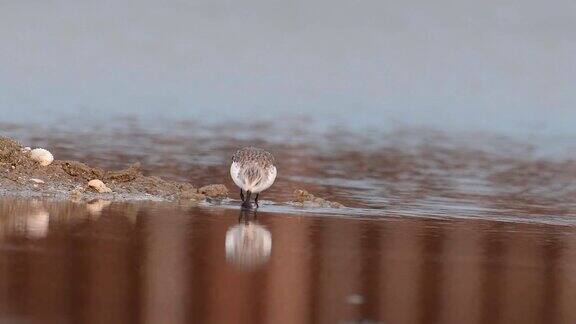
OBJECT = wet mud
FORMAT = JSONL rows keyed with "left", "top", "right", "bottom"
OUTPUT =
{"left": 291, "top": 189, "right": 345, "bottom": 208}
{"left": 1, "top": 137, "right": 341, "bottom": 208}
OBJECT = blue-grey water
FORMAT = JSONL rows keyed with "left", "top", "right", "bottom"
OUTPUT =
{"left": 1, "top": 0, "right": 576, "bottom": 137}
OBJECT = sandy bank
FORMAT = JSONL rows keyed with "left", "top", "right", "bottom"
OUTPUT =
{"left": 1, "top": 136, "right": 344, "bottom": 208}
{"left": 0, "top": 136, "right": 229, "bottom": 202}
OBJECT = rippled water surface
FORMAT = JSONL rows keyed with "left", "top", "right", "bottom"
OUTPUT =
{"left": 4, "top": 120, "right": 576, "bottom": 222}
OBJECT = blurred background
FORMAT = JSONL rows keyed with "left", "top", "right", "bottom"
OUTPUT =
{"left": 1, "top": 0, "right": 575, "bottom": 136}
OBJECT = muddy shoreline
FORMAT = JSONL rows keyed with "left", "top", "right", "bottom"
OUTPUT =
{"left": 0, "top": 136, "right": 231, "bottom": 202}
{"left": 0, "top": 136, "right": 343, "bottom": 208}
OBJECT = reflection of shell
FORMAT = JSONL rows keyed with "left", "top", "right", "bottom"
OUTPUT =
{"left": 225, "top": 223, "right": 272, "bottom": 270}
{"left": 26, "top": 209, "right": 50, "bottom": 239}
{"left": 86, "top": 200, "right": 111, "bottom": 217}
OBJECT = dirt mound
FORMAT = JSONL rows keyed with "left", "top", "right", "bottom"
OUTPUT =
{"left": 61, "top": 161, "right": 106, "bottom": 180}
{"left": 107, "top": 163, "right": 141, "bottom": 182}
{"left": 198, "top": 184, "right": 229, "bottom": 198}
{"left": 291, "top": 189, "right": 345, "bottom": 208}
{"left": 1, "top": 136, "right": 347, "bottom": 208}
{"left": 0, "top": 136, "right": 229, "bottom": 202}
{"left": 0, "top": 137, "right": 37, "bottom": 171}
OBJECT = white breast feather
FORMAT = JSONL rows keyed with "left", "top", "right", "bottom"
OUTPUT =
{"left": 230, "top": 162, "right": 277, "bottom": 193}
{"left": 251, "top": 166, "right": 277, "bottom": 193}
{"left": 230, "top": 162, "right": 244, "bottom": 188}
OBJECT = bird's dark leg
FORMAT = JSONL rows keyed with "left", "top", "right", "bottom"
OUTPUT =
{"left": 239, "top": 208, "right": 250, "bottom": 223}
{"left": 241, "top": 190, "right": 252, "bottom": 209}
{"left": 240, "top": 189, "right": 245, "bottom": 202}
{"left": 255, "top": 193, "right": 260, "bottom": 208}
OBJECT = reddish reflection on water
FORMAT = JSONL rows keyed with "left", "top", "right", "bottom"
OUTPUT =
{"left": 0, "top": 198, "right": 574, "bottom": 324}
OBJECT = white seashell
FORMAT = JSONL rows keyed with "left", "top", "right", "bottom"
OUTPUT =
{"left": 30, "top": 178, "right": 45, "bottom": 184}
{"left": 30, "top": 148, "right": 54, "bottom": 166}
{"left": 88, "top": 179, "right": 112, "bottom": 193}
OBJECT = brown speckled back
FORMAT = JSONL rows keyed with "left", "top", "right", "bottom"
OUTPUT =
{"left": 232, "top": 147, "right": 275, "bottom": 168}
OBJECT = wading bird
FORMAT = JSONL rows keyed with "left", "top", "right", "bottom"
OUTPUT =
{"left": 230, "top": 147, "right": 277, "bottom": 209}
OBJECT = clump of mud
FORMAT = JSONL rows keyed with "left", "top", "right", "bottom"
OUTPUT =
{"left": 291, "top": 189, "right": 345, "bottom": 208}
{"left": 61, "top": 161, "right": 105, "bottom": 180}
{"left": 0, "top": 137, "right": 37, "bottom": 173}
{"left": 0, "top": 136, "right": 228, "bottom": 202}
{"left": 198, "top": 184, "right": 229, "bottom": 198}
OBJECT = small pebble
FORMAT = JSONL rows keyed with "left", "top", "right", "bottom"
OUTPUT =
{"left": 330, "top": 201, "right": 345, "bottom": 208}
{"left": 30, "top": 178, "right": 45, "bottom": 184}
{"left": 292, "top": 189, "right": 345, "bottom": 208}
{"left": 198, "top": 184, "right": 229, "bottom": 198}
{"left": 30, "top": 148, "right": 54, "bottom": 166}
{"left": 88, "top": 179, "right": 112, "bottom": 193}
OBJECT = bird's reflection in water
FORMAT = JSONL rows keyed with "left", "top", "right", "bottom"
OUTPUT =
{"left": 225, "top": 209, "right": 272, "bottom": 271}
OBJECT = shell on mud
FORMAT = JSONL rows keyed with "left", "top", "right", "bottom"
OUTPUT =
{"left": 30, "top": 148, "right": 54, "bottom": 166}
{"left": 88, "top": 179, "right": 113, "bottom": 193}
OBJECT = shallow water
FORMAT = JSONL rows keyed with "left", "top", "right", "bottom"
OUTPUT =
{"left": 4, "top": 121, "right": 576, "bottom": 222}
{"left": 1, "top": 118, "right": 576, "bottom": 323}
{"left": 1, "top": 198, "right": 575, "bottom": 324}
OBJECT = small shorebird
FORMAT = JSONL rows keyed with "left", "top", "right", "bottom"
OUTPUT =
{"left": 230, "top": 147, "right": 277, "bottom": 209}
